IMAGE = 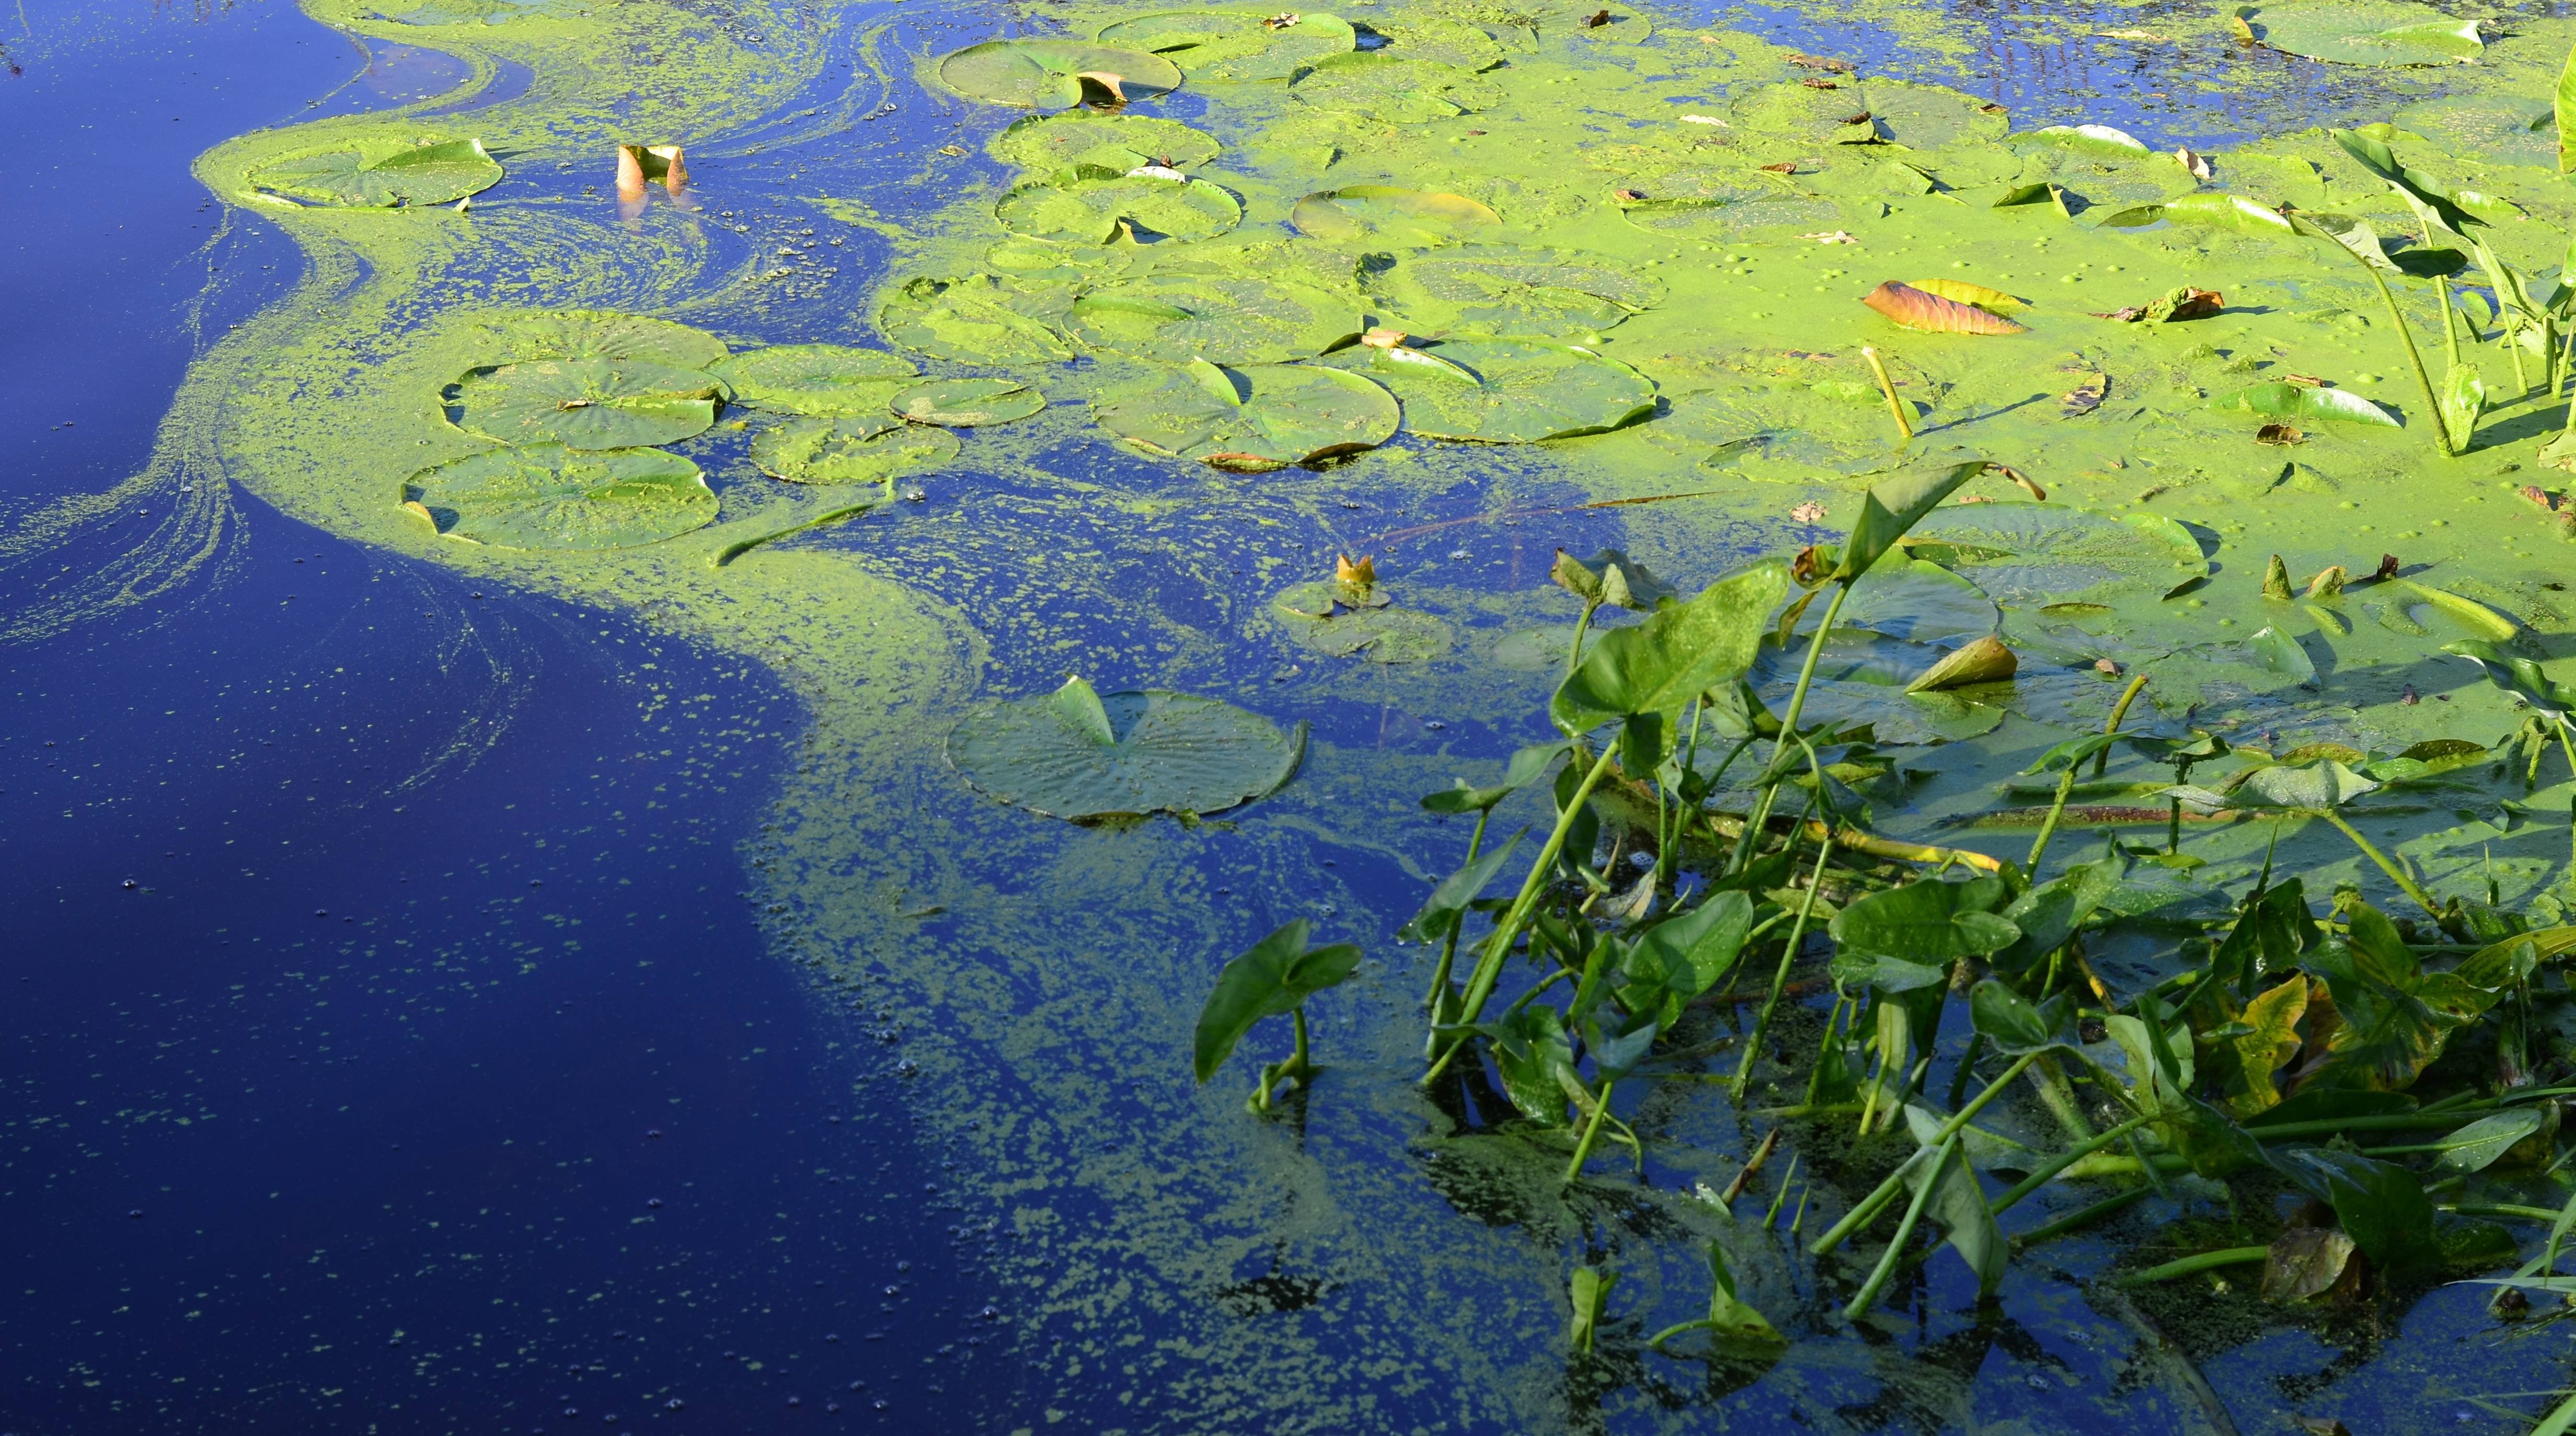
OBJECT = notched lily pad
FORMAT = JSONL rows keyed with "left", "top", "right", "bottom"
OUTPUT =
{"left": 1068, "top": 272, "right": 1360, "bottom": 364}
{"left": 988, "top": 112, "right": 1221, "bottom": 175}
{"left": 447, "top": 359, "right": 724, "bottom": 449}
{"left": 401, "top": 445, "right": 715, "bottom": 550}
{"left": 1096, "top": 10, "right": 1358, "bottom": 82}
{"left": 1360, "top": 245, "right": 1664, "bottom": 338}
{"left": 249, "top": 137, "right": 501, "bottom": 208}
{"left": 1320, "top": 337, "right": 1654, "bottom": 443}
{"left": 710, "top": 345, "right": 920, "bottom": 417}
{"left": 938, "top": 40, "right": 1183, "bottom": 108}
{"left": 464, "top": 309, "right": 730, "bottom": 370}
{"left": 1290, "top": 186, "right": 1501, "bottom": 247}
{"left": 996, "top": 172, "right": 1243, "bottom": 244}
{"left": 1095, "top": 359, "right": 1400, "bottom": 469}
{"left": 1287, "top": 53, "right": 1502, "bottom": 123}
{"left": 750, "top": 417, "right": 960, "bottom": 485}
{"left": 1905, "top": 504, "right": 2209, "bottom": 606}
{"left": 877, "top": 274, "right": 1077, "bottom": 363}
{"left": 945, "top": 675, "right": 1306, "bottom": 820}
{"left": 2235, "top": 2, "right": 2481, "bottom": 67}
{"left": 891, "top": 378, "right": 1047, "bottom": 427}
{"left": 1270, "top": 582, "right": 1454, "bottom": 662}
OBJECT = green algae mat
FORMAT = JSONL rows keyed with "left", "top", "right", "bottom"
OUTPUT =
{"left": 53, "top": 0, "right": 2576, "bottom": 1425}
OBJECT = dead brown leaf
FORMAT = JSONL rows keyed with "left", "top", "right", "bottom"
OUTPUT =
{"left": 1787, "top": 53, "right": 1854, "bottom": 72}
{"left": 1789, "top": 500, "right": 1826, "bottom": 522}
{"left": 1801, "top": 77, "right": 1840, "bottom": 89}
{"left": 1862, "top": 280, "right": 2027, "bottom": 335}
{"left": 2060, "top": 372, "right": 2107, "bottom": 418}
{"left": 1760, "top": 162, "right": 1799, "bottom": 174}
{"left": 2255, "top": 422, "right": 2304, "bottom": 446}
{"left": 2173, "top": 145, "right": 2212, "bottom": 180}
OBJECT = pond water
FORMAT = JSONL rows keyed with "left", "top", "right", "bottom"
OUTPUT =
{"left": 9, "top": 0, "right": 2576, "bottom": 1431}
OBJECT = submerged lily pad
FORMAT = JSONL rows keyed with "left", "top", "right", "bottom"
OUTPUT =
{"left": 1096, "top": 10, "right": 1358, "bottom": 82}
{"left": 750, "top": 417, "right": 961, "bottom": 485}
{"left": 710, "top": 345, "right": 920, "bottom": 417}
{"left": 877, "top": 274, "right": 1077, "bottom": 364}
{"left": 1068, "top": 273, "right": 1360, "bottom": 364}
{"left": 1732, "top": 83, "right": 1878, "bottom": 146}
{"left": 1290, "top": 186, "right": 1501, "bottom": 247}
{"left": 448, "top": 360, "right": 724, "bottom": 449}
{"left": 1287, "top": 53, "right": 1502, "bottom": 123}
{"left": 2237, "top": 2, "right": 2481, "bottom": 66}
{"left": 988, "top": 111, "right": 1221, "bottom": 174}
{"left": 945, "top": 676, "right": 1305, "bottom": 820}
{"left": 1905, "top": 505, "right": 2208, "bottom": 606}
{"left": 1359, "top": 245, "right": 1664, "bottom": 338}
{"left": 996, "top": 173, "right": 1243, "bottom": 244}
{"left": 1271, "top": 584, "right": 1454, "bottom": 662}
{"left": 401, "top": 445, "right": 715, "bottom": 549}
{"left": 891, "top": 378, "right": 1047, "bottom": 427}
{"left": 1789, "top": 559, "right": 2001, "bottom": 647}
{"left": 250, "top": 138, "right": 501, "bottom": 208}
{"left": 938, "top": 40, "right": 1183, "bottom": 108}
{"left": 1322, "top": 338, "right": 1653, "bottom": 443}
{"left": 1096, "top": 359, "right": 1400, "bottom": 470}
{"left": 468, "top": 310, "right": 731, "bottom": 370}
{"left": 1372, "top": 19, "right": 1506, "bottom": 70}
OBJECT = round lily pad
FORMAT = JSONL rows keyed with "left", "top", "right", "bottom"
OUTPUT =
{"left": 995, "top": 173, "right": 1242, "bottom": 245}
{"left": 401, "top": 445, "right": 715, "bottom": 550}
{"left": 937, "top": 40, "right": 1183, "bottom": 108}
{"left": 466, "top": 309, "right": 730, "bottom": 369}
{"left": 988, "top": 111, "right": 1221, "bottom": 174}
{"left": 1825, "top": 559, "right": 2002, "bottom": 647}
{"left": 1095, "top": 359, "right": 1399, "bottom": 470}
{"left": 945, "top": 675, "right": 1305, "bottom": 820}
{"left": 877, "top": 274, "right": 1077, "bottom": 364}
{"left": 1359, "top": 244, "right": 1663, "bottom": 338}
{"left": 709, "top": 344, "right": 920, "bottom": 416}
{"left": 1731, "top": 83, "right": 1878, "bottom": 145}
{"left": 447, "top": 359, "right": 725, "bottom": 449}
{"left": 1321, "top": 338, "right": 1653, "bottom": 443}
{"left": 892, "top": 378, "right": 1047, "bottom": 426}
{"left": 1907, "top": 504, "right": 2208, "bottom": 606}
{"left": 1289, "top": 186, "right": 1501, "bottom": 247}
{"left": 750, "top": 417, "right": 960, "bottom": 485}
{"left": 1270, "top": 584, "right": 1453, "bottom": 662}
{"left": 1373, "top": 19, "right": 1505, "bottom": 70}
{"left": 249, "top": 138, "right": 502, "bottom": 208}
{"left": 1096, "top": 10, "right": 1358, "bottom": 82}
{"left": 1287, "top": 53, "right": 1502, "bottom": 123}
{"left": 1068, "top": 273, "right": 1360, "bottom": 364}
{"left": 1866, "top": 79, "right": 2009, "bottom": 151}
{"left": 2239, "top": 2, "right": 2480, "bottom": 66}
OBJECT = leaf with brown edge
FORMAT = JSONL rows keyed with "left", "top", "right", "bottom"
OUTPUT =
{"left": 1074, "top": 71, "right": 1131, "bottom": 104}
{"left": 1904, "top": 278, "right": 2026, "bottom": 313}
{"left": 2059, "top": 371, "right": 2107, "bottom": 417}
{"left": 1861, "top": 281, "right": 2027, "bottom": 335}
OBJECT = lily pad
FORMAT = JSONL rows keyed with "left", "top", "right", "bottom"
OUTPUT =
{"left": 1096, "top": 10, "right": 1358, "bottom": 82}
{"left": 877, "top": 274, "right": 1077, "bottom": 364}
{"left": 1289, "top": 186, "right": 1502, "bottom": 247}
{"left": 1372, "top": 19, "right": 1506, "bottom": 70}
{"left": 709, "top": 345, "right": 919, "bottom": 417}
{"left": 1788, "top": 558, "right": 2001, "bottom": 647}
{"left": 1096, "top": 359, "right": 1400, "bottom": 470}
{"left": 2030, "top": 123, "right": 2150, "bottom": 158}
{"left": 1320, "top": 338, "right": 1653, "bottom": 443}
{"left": 1905, "top": 504, "right": 2208, "bottom": 607}
{"left": 2237, "top": 2, "right": 2481, "bottom": 67}
{"left": 988, "top": 112, "right": 1221, "bottom": 175}
{"left": 1867, "top": 79, "right": 2010, "bottom": 150}
{"left": 945, "top": 675, "right": 1305, "bottom": 820}
{"left": 1731, "top": 83, "right": 1878, "bottom": 146}
{"left": 447, "top": 359, "right": 724, "bottom": 449}
{"left": 1359, "top": 245, "right": 1664, "bottom": 338}
{"left": 1068, "top": 273, "right": 1360, "bottom": 364}
{"left": 995, "top": 173, "right": 1242, "bottom": 245}
{"left": 372, "top": 0, "right": 578, "bottom": 24}
{"left": 750, "top": 417, "right": 959, "bottom": 485}
{"left": 401, "top": 445, "right": 715, "bottom": 549}
{"left": 249, "top": 138, "right": 501, "bottom": 208}
{"left": 891, "top": 378, "right": 1048, "bottom": 427}
{"left": 1287, "top": 53, "right": 1502, "bottom": 123}
{"left": 466, "top": 310, "right": 730, "bottom": 370}
{"left": 1271, "top": 587, "right": 1454, "bottom": 662}
{"left": 2213, "top": 381, "right": 2400, "bottom": 428}
{"left": 937, "top": 40, "right": 1183, "bottom": 108}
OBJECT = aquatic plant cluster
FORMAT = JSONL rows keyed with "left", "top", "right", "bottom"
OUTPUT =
{"left": 114, "top": 0, "right": 2576, "bottom": 1422}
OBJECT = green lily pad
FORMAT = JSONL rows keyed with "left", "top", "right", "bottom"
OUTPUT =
{"left": 1095, "top": 359, "right": 1399, "bottom": 470}
{"left": 945, "top": 675, "right": 1305, "bottom": 820}
{"left": 1271, "top": 585, "right": 1454, "bottom": 662}
{"left": 466, "top": 310, "right": 730, "bottom": 370}
{"left": 877, "top": 274, "right": 1077, "bottom": 364}
{"left": 1371, "top": 19, "right": 1505, "bottom": 70}
{"left": 1287, "top": 53, "right": 1502, "bottom": 123}
{"left": 709, "top": 345, "right": 919, "bottom": 417}
{"left": 2029, "top": 123, "right": 2151, "bottom": 159}
{"left": 1068, "top": 273, "right": 1360, "bottom": 364}
{"left": 988, "top": 111, "right": 1221, "bottom": 175}
{"left": 2237, "top": 2, "right": 2481, "bottom": 67}
{"left": 2213, "top": 381, "right": 2400, "bottom": 428}
{"left": 995, "top": 173, "right": 1243, "bottom": 245}
{"left": 1096, "top": 10, "right": 1358, "bottom": 82}
{"left": 447, "top": 359, "right": 724, "bottom": 449}
{"left": 1787, "top": 558, "right": 2001, "bottom": 647}
{"left": 1289, "top": 186, "right": 1502, "bottom": 247}
{"left": 891, "top": 378, "right": 1047, "bottom": 426}
{"left": 1731, "top": 83, "right": 1878, "bottom": 146}
{"left": 401, "top": 445, "right": 715, "bottom": 549}
{"left": 1449, "top": 0, "right": 1649, "bottom": 42}
{"left": 1320, "top": 338, "right": 1654, "bottom": 443}
{"left": 1904, "top": 504, "right": 2209, "bottom": 607}
{"left": 372, "top": 0, "right": 578, "bottom": 24}
{"left": 937, "top": 40, "right": 1183, "bottom": 108}
{"left": 249, "top": 138, "right": 501, "bottom": 208}
{"left": 1867, "top": 79, "right": 2010, "bottom": 151}
{"left": 750, "top": 417, "right": 960, "bottom": 485}
{"left": 1359, "top": 244, "right": 1663, "bottom": 338}
{"left": 1791, "top": 679, "right": 2008, "bottom": 745}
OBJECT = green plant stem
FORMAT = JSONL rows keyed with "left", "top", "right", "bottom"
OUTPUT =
{"left": 2031, "top": 672, "right": 2148, "bottom": 875}
{"left": 1730, "top": 828, "right": 1835, "bottom": 1100}
{"left": 2443, "top": 1202, "right": 2566, "bottom": 1223}
{"left": 1841, "top": 1134, "right": 1954, "bottom": 1320}
{"left": 1420, "top": 808, "right": 1493, "bottom": 1026}
{"left": 2010, "top": 1183, "right": 2152, "bottom": 1250}
{"left": 2364, "top": 264, "right": 2457, "bottom": 457}
{"left": 1987, "top": 1112, "right": 2158, "bottom": 1216}
{"left": 2318, "top": 809, "right": 2442, "bottom": 918}
{"left": 1734, "top": 583, "right": 1852, "bottom": 876}
{"left": 1811, "top": 1051, "right": 2039, "bottom": 1258}
{"left": 1657, "top": 700, "right": 1706, "bottom": 895}
{"left": 1764, "top": 1152, "right": 1801, "bottom": 1225}
{"left": 2247, "top": 1108, "right": 2506, "bottom": 1140}
{"left": 1563, "top": 1079, "right": 1616, "bottom": 1185}
{"left": 2441, "top": 280, "right": 2463, "bottom": 366}
{"left": 1944, "top": 1032, "right": 1985, "bottom": 1111}
{"left": 2095, "top": 671, "right": 2150, "bottom": 779}
{"left": 2528, "top": 1391, "right": 2576, "bottom": 1436}
{"left": 1563, "top": 596, "right": 1603, "bottom": 691}
{"left": 2112, "top": 1246, "right": 2268, "bottom": 1288}
{"left": 1861, "top": 344, "right": 1914, "bottom": 442}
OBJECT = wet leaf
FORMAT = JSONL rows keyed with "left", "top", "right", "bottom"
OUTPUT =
{"left": 447, "top": 359, "right": 723, "bottom": 449}
{"left": 1691, "top": 1243, "right": 1784, "bottom": 1347}
{"left": 709, "top": 344, "right": 919, "bottom": 417}
{"left": 1322, "top": 337, "right": 1654, "bottom": 443}
{"left": 2394, "top": 583, "right": 2516, "bottom": 641}
{"left": 2212, "top": 381, "right": 2398, "bottom": 428}
{"left": 878, "top": 274, "right": 1077, "bottom": 363}
{"left": 1096, "top": 359, "right": 1399, "bottom": 469}
{"left": 1096, "top": 10, "right": 1358, "bottom": 82}
{"left": 1360, "top": 244, "right": 1664, "bottom": 338}
{"left": 2227, "top": 758, "right": 2376, "bottom": 809}
{"left": 988, "top": 111, "right": 1221, "bottom": 175}
{"left": 2261, "top": 1226, "right": 2357, "bottom": 1302}
{"left": 1816, "top": 558, "right": 2001, "bottom": 645}
{"left": 2250, "top": 625, "right": 2319, "bottom": 685}
{"left": 1069, "top": 272, "right": 1359, "bottom": 363}
{"left": 401, "top": 444, "right": 714, "bottom": 549}
{"left": 1551, "top": 561, "right": 1788, "bottom": 732}
{"left": 1287, "top": 53, "right": 1502, "bottom": 123}
{"left": 2099, "top": 192, "right": 2294, "bottom": 237}
{"left": 1490, "top": 1002, "right": 1577, "bottom": 1125}
{"left": 2434, "top": 1109, "right": 2547, "bottom": 1171}
{"left": 1966, "top": 978, "right": 2075, "bottom": 1051}
{"left": 1903, "top": 277, "right": 2025, "bottom": 313}
{"left": 2275, "top": 1148, "right": 2441, "bottom": 1275}
{"left": 1731, "top": 81, "right": 1876, "bottom": 145}
{"left": 1902, "top": 1134, "right": 2007, "bottom": 1297}
{"left": 2212, "top": 977, "right": 2308, "bottom": 1116}
{"left": 1289, "top": 186, "right": 1501, "bottom": 246}
{"left": 1274, "top": 597, "right": 1452, "bottom": 662}
{"left": 2440, "top": 363, "right": 2486, "bottom": 446}
{"left": 890, "top": 377, "right": 1047, "bottom": 426}
{"left": 1904, "top": 502, "right": 2205, "bottom": 604}
{"left": 996, "top": 171, "right": 1242, "bottom": 244}
{"left": 2303, "top": 901, "right": 2494, "bottom": 1090}
{"left": 1399, "top": 830, "right": 1525, "bottom": 943}
{"left": 1861, "top": 281, "right": 2028, "bottom": 335}
{"left": 946, "top": 675, "right": 1305, "bottom": 820}
{"left": 750, "top": 417, "right": 960, "bottom": 485}
{"left": 2237, "top": 2, "right": 2482, "bottom": 67}
{"left": 938, "top": 39, "right": 1183, "bottom": 108}
{"left": 1191, "top": 918, "right": 1360, "bottom": 1082}
{"left": 1833, "top": 878, "right": 2021, "bottom": 966}
{"left": 1626, "top": 891, "right": 1755, "bottom": 1007}
{"left": 1569, "top": 1267, "right": 1615, "bottom": 1352}
{"left": 249, "top": 137, "right": 501, "bottom": 208}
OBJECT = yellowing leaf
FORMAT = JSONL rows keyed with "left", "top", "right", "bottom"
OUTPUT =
{"left": 2216, "top": 977, "right": 2307, "bottom": 1116}
{"left": 1861, "top": 281, "right": 2027, "bottom": 335}
{"left": 1904, "top": 278, "right": 2027, "bottom": 313}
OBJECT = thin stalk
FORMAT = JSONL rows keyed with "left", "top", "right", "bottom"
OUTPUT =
{"left": 2319, "top": 809, "right": 2442, "bottom": 918}
{"left": 1734, "top": 583, "right": 1853, "bottom": 875}
{"left": 1657, "top": 699, "right": 1706, "bottom": 895}
{"left": 2095, "top": 671, "right": 2150, "bottom": 778}
{"left": 1987, "top": 1112, "right": 2157, "bottom": 1216}
{"left": 1563, "top": 1079, "right": 1616, "bottom": 1185}
{"left": 1763, "top": 1152, "right": 1802, "bottom": 1225}
{"left": 2248, "top": 1108, "right": 2509, "bottom": 1140}
{"left": 1789, "top": 1182, "right": 1811, "bottom": 1238}
{"left": 2010, "top": 1183, "right": 2152, "bottom": 1250}
{"left": 1811, "top": 1050, "right": 2040, "bottom": 1258}
{"left": 1861, "top": 344, "right": 1915, "bottom": 442}
{"left": 1804, "top": 996, "right": 1848, "bottom": 1106}
{"left": 1944, "top": 1032, "right": 1986, "bottom": 1111}
{"left": 1841, "top": 1134, "right": 1955, "bottom": 1319}
{"left": 1563, "top": 596, "right": 1603, "bottom": 690}
{"left": 2032, "top": 672, "right": 2148, "bottom": 875}
{"left": 2112, "top": 1246, "right": 2268, "bottom": 1288}
{"left": 1704, "top": 810, "right": 2005, "bottom": 874}
{"left": 1731, "top": 828, "right": 1836, "bottom": 1100}
{"left": 2443, "top": 1202, "right": 2566, "bottom": 1223}
{"left": 2363, "top": 264, "right": 2456, "bottom": 456}
{"left": 2441, "top": 281, "right": 2463, "bottom": 366}
{"left": 1420, "top": 808, "right": 1494, "bottom": 1024}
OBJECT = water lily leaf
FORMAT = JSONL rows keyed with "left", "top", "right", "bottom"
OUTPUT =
{"left": 1833, "top": 878, "right": 2021, "bottom": 966}
{"left": 1096, "top": 10, "right": 1358, "bottom": 82}
{"left": 750, "top": 417, "right": 959, "bottom": 485}
{"left": 1273, "top": 597, "right": 1453, "bottom": 661}
{"left": 945, "top": 675, "right": 1305, "bottom": 820}
{"left": 1191, "top": 918, "right": 1361, "bottom": 1082}
{"left": 1321, "top": 337, "right": 1654, "bottom": 443}
{"left": 1289, "top": 186, "right": 1501, "bottom": 246}
{"left": 2392, "top": 583, "right": 2515, "bottom": 642}
{"left": 2433, "top": 1109, "right": 2547, "bottom": 1172}
{"left": 1904, "top": 278, "right": 2026, "bottom": 313}
{"left": 988, "top": 111, "right": 1221, "bottom": 175}
{"left": 2098, "top": 191, "right": 2296, "bottom": 237}
{"left": 1863, "top": 279, "right": 2027, "bottom": 335}
{"left": 401, "top": 444, "right": 714, "bottom": 550}
{"left": 997, "top": 173, "right": 1242, "bottom": 244}
{"left": 891, "top": 378, "right": 1047, "bottom": 426}
{"left": 1731, "top": 81, "right": 1876, "bottom": 146}
{"left": 2250, "top": 625, "right": 2319, "bottom": 686}
{"left": 877, "top": 274, "right": 1077, "bottom": 363}
{"left": 447, "top": 359, "right": 723, "bottom": 449}
{"left": 1370, "top": 19, "right": 1505, "bottom": 70}
{"left": 1796, "top": 558, "right": 1999, "bottom": 646}
{"left": 1905, "top": 503, "right": 2207, "bottom": 605}
{"left": 1360, "top": 244, "right": 1664, "bottom": 338}
{"left": 2032, "top": 123, "right": 2150, "bottom": 158}
{"left": 938, "top": 39, "right": 1183, "bottom": 108}
{"left": 2213, "top": 381, "right": 2399, "bottom": 429}
{"left": 1096, "top": 360, "right": 1399, "bottom": 469}
{"left": 1776, "top": 677, "right": 2006, "bottom": 746}
{"left": 1905, "top": 635, "right": 2017, "bottom": 692}
{"left": 1868, "top": 78, "right": 2009, "bottom": 149}
{"left": 249, "top": 137, "right": 501, "bottom": 207}
{"left": 2445, "top": 640, "right": 2576, "bottom": 716}
{"left": 1287, "top": 53, "right": 1503, "bottom": 123}
{"left": 1069, "top": 273, "right": 1359, "bottom": 363}
{"left": 708, "top": 345, "right": 919, "bottom": 417}
{"left": 2229, "top": 759, "right": 2378, "bottom": 809}
{"left": 2237, "top": 2, "right": 2481, "bottom": 67}
{"left": 1551, "top": 561, "right": 1788, "bottom": 732}
{"left": 465, "top": 309, "right": 731, "bottom": 370}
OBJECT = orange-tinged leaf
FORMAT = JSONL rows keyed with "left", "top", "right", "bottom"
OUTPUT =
{"left": 1861, "top": 281, "right": 2027, "bottom": 335}
{"left": 1336, "top": 552, "right": 1377, "bottom": 588}
{"left": 1904, "top": 278, "right": 2026, "bottom": 313}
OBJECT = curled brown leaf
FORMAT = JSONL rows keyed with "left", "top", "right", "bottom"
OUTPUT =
{"left": 1861, "top": 280, "right": 2027, "bottom": 335}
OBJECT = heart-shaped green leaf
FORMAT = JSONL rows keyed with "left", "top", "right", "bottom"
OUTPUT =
{"left": 447, "top": 359, "right": 724, "bottom": 449}
{"left": 401, "top": 444, "right": 715, "bottom": 550}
